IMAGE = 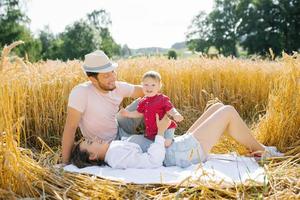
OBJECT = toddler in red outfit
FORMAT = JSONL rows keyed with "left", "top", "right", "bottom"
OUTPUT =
{"left": 119, "top": 71, "right": 183, "bottom": 147}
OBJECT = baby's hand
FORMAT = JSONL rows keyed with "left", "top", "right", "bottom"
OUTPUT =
{"left": 164, "top": 139, "right": 173, "bottom": 147}
{"left": 173, "top": 114, "right": 184, "bottom": 122}
{"left": 119, "top": 108, "right": 129, "bottom": 117}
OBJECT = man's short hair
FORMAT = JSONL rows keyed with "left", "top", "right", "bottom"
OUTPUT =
{"left": 85, "top": 71, "right": 99, "bottom": 80}
{"left": 70, "top": 142, "right": 107, "bottom": 168}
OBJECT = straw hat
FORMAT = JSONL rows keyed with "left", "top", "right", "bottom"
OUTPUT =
{"left": 83, "top": 50, "right": 118, "bottom": 73}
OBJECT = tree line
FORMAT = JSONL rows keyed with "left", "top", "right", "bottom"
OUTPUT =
{"left": 186, "top": 0, "right": 300, "bottom": 57}
{"left": 1, "top": 0, "right": 299, "bottom": 61}
{"left": 0, "top": 0, "right": 129, "bottom": 61}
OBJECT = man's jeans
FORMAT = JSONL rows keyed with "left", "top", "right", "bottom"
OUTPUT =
{"left": 116, "top": 99, "right": 153, "bottom": 152}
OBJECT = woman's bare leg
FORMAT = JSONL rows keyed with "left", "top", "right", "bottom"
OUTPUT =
{"left": 187, "top": 103, "right": 225, "bottom": 133}
{"left": 191, "top": 105, "right": 264, "bottom": 154}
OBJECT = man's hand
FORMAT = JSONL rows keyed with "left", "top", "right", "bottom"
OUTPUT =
{"left": 53, "top": 163, "right": 67, "bottom": 169}
{"left": 173, "top": 114, "right": 184, "bottom": 122}
{"left": 156, "top": 114, "right": 171, "bottom": 136}
{"left": 119, "top": 108, "right": 129, "bottom": 117}
{"left": 131, "top": 85, "right": 144, "bottom": 98}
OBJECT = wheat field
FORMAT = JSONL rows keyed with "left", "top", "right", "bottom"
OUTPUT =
{"left": 0, "top": 42, "right": 299, "bottom": 199}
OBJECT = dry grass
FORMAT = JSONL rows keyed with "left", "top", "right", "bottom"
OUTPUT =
{"left": 256, "top": 53, "right": 300, "bottom": 154}
{"left": 0, "top": 42, "right": 299, "bottom": 199}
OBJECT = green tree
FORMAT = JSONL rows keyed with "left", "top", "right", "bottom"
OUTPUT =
{"left": 38, "top": 27, "right": 65, "bottom": 60}
{"left": 236, "top": 0, "right": 300, "bottom": 56}
{"left": 87, "top": 9, "right": 121, "bottom": 57}
{"left": 186, "top": 1, "right": 239, "bottom": 56}
{"left": 186, "top": 11, "right": 211, "bottom": 53}
{"left": 37, "top": 9, "right": 120, "bottom": 60}
{"left": 0, "top": 0, "right": 28, "bottom": 46}
{"left": 99, "top": 28, "right": 121, "bottom": 57}
{"left": 15, "top": 30, "right": 42, "bottom": 61}
{"left": 0, "top": 0, "right": 42, "bottom": 61}
{"left": 278, "top": 0, "right": 300, "bottom": 53}
{"left": 237, "top": 0, "right": 283, "bottom": 55}
{"left": 121, "top": 44, "right": 131, "bottom": 57}
{"left": 46, "top": 38, "right": 64, "bottom": 59}
{"left": 38, "top": 26, "right": 55, "bottom": 60}
{"left": 188, "top": 0, "right": 300, "bottom": 57}
{"left": 167, "top": 50, "right": 177, "bottom": 59}
{"left": 208, "top": 0, "right": 239, "bottom": 56}
{"left": 59, "top": 20, "right": 101, "bottom": 60}
{"left": 87, "top": 9, "right": 112, "bottom": 29}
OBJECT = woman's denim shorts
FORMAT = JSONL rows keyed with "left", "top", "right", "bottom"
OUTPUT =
{"left": 164, "top": 134, "right": 207, "bottom": 168}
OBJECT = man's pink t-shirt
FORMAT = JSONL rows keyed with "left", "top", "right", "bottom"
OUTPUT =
{"left": 68, "top": 81, "right": 134, "bottom": 142}
{"left": 137, "top": 94, "right": 177, "bottom": 140}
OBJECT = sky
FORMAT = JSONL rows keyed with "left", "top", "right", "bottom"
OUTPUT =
{"left": 26, "top": 0, "right": 213, "bottom": 49}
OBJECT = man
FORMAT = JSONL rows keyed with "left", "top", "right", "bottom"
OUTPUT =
{"left": 62, "top": 50, "right": 144, "bottom": 164}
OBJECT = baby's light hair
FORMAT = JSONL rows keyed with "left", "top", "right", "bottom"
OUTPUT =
{"left": 142, "top": 71, "right": 161, "bottom": 82}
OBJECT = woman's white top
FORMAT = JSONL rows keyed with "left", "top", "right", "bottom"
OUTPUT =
{"left": 104, "top": 135, "right": 165, "bottom": 169}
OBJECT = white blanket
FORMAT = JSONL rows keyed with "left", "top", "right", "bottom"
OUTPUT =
{"left": 64, "top": 154, "right": 266, "bottom": 187}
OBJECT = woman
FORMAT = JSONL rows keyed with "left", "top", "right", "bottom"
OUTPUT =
{"left": 70, "top": 103, "right": 283, "bottom": 169}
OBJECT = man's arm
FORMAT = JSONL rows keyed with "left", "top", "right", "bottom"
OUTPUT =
{"left": 61, "top": 107, "right": 82, "bottom": 164}
{"left": 131, "top": 85, "right": 144, "bottom": 98}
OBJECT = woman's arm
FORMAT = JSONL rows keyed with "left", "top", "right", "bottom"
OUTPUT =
{"left": 107, "top": 135, "right": 166, "bottom": 169}
{"left": 108, "top": 114, "right": 171, "bottom": 169}
{"left": 130, "top": 135, "right": 166, "bottom": 168}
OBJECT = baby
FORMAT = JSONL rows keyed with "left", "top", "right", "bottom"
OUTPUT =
{"left": 119, "top": 71, "right": 183, "bottom": 147}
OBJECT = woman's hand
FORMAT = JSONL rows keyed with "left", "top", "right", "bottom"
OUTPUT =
{"left": 156, "top": 114, "right": 171, "bottom": 136}
{"left": 164, "top": 139, "right": 173, "bottom": 147}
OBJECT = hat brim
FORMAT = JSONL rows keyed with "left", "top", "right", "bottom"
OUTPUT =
{"left": 83, "top": 62, "right": 118, "bottom": 73}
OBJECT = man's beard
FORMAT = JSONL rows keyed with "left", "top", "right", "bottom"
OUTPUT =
{"left": 96, "top": 79, "right": 116, "bottom": 91}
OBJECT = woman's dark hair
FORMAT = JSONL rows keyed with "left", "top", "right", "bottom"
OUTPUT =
{"left": 70, "top": 142, "right": 107, "bottom": 168}
{"left": 85, "top": 71, "right": 99, "bottom": 80}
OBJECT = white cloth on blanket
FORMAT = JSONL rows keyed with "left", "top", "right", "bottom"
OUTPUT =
{"left": 64, "top": 153, "right": 266, "bottom": 187}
